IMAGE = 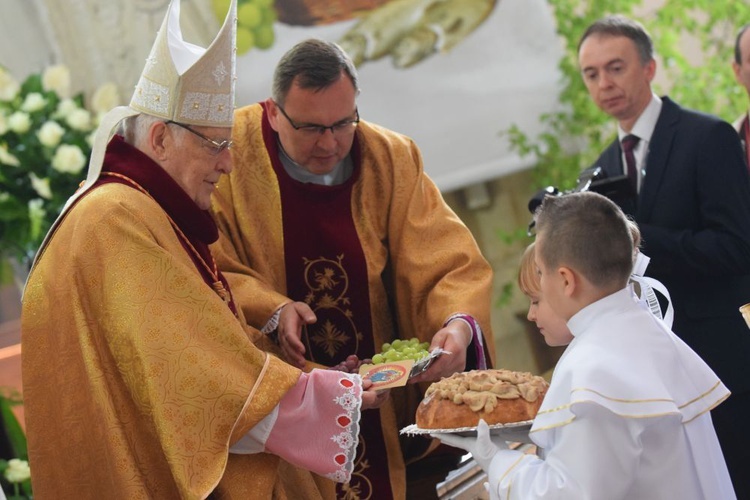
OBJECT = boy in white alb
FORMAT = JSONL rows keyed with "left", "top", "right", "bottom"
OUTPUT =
{"left": 438, "top": 191, "right": 735, "bottom": 499}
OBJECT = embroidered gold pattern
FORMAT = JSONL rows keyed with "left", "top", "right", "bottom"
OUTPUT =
{"left": 311, "top": 319, "right": 349, "bottom": 358}
{"left": 315, "top": 266, "right": 339, "bottom": 289}
{"left": 339, "top": 435, "right": 373, "bottom": 500}
{"left": 100, "top": 172, "right": 232, "bottom": 306}
{"left": 302, "top": 255, "right": 362, "bottom": 359}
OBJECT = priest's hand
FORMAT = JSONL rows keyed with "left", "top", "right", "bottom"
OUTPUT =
{"left": 278, "top": 302, "right": 316, "bottom": 369}
{"left": 361, "top": 379, "right": 390, "bottom": 409}
{"left": 432, "top": 419, "right": 508, "bottom": 473}
{"left": 409, "top": 319, "right": 471, "bottom": 383}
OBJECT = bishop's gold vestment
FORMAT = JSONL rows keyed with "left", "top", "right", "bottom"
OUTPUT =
{"left": 22, "top": 141, "right": 304, "bottom": 499}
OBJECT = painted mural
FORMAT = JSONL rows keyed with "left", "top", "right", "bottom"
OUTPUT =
{"left": 221, "top": 0, "right": 563, "bottom": 190}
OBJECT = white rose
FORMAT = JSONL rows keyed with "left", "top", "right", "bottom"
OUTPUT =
{"left": 8, "top": 111, "right": 31, "bottom": 134}
{"left": 0, "top": 112, "right": 7, "bottom": 135}
{"left": 4, "top": 458, "right": 31, "bottom": 483}
{"left": 66, "top": 108, "right": 92, "bottom": 131}
{"left": 21, "top": 92, "right": 47, "bottom": 113}
{"left": 29, "top": 172, "right": 53, "bottom": 199}
{"left": 91, "top": 82, "right": 121, "bottom": 115}
{"left": 86, "top": 130, "right": 97, "bottom": 148}
{"left": 0, "top": 144, "right": 20, "bottom": 166}
{"left": 42, "top": 64, "right": 71, "bottom": 98}
{"left": 55, "top": 98, "right": 78, "bottom": 119}
{"left": 52, "top": 144, "right": 86, "bottom": 174}
{"left": 0, "top": 68, "right": 19, "bottom": 101}
{"left": 37, "top": 120, "right": 66, "bottom": 148}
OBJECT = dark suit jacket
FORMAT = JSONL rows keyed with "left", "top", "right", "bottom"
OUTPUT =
{"left": 592, "top": 96, "right": 750, "bottom": 393}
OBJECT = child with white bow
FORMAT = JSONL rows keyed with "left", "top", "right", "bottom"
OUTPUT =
{"left": 436, "top": 192, "right": 734, "bottom": 499}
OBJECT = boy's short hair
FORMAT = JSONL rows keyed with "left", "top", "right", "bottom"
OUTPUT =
{"left": 518, "top": 242, "right": 540, "bottom": 297}
{"left": 535, "top": 192, "right": 633, "bottom": 289}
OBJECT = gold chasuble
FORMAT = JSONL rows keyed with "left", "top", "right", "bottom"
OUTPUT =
{"left": 22, "top": 137, "right": 304, "bottom": 499}
{"left": 212, "top": 103, "right": 495, "bottom": 499}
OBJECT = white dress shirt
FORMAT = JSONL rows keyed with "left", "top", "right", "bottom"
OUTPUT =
{"left": 617, "top": 94, "right": 662, "bottom": 192}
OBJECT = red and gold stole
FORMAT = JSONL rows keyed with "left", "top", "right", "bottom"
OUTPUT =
{"left": 261, "top": 114, "right": 395, "bottom": 499}
{"left": 97, "top": 135, "right": 239, "bottom": 315}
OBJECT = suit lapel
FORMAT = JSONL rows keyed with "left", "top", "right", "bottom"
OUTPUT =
{"left": 637, "top": 97, "right": 679, "bottom": 220}
{"left": 600, "top": 140, "right": 622, "bottom": 178}
{"left": 591, "top": 139, "right": 644, "bottom": 216}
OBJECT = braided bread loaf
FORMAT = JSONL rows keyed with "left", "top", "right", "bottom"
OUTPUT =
{"left": 416, "top": 369, "right": 549, "bottom": 429}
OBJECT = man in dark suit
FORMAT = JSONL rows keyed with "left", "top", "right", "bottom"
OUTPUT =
{"left": 732, "top": 22, "right": 750, "bottom": 166}
{"left": 578, "top": 15, "right": 750, "bottom": 498}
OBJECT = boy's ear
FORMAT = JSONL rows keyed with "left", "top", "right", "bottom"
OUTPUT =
{"left": 557, "top": 266, "right": 577, "bottom": 297}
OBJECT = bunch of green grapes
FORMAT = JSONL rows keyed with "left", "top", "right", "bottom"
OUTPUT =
{"left": 213, "top": 0, "right": 277, "bottom": 55}
{"left": 371, "top": 338, "right": 431, "bottom": 364}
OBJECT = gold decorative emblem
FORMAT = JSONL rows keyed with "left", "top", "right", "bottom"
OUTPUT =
{"left": 302, "top": 254, "right": 363, "bottom": 360}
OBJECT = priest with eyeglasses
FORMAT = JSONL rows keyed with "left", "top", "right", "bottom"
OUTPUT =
{"left": 211, "top": 38, "right": 496, "bottom": 499}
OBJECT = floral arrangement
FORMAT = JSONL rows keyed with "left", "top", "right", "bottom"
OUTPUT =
{"left": 0, "top": 64, "right": 120, "bottom": 276}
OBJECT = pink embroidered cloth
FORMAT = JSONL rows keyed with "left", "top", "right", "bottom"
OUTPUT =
{"left": 265, "top": 370, "right": 362, "bottom": 482}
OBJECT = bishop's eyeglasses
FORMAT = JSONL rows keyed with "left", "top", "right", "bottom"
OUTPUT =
{"left": 274, "top": 102, "right": 359, "bottom": 138}
{"left": 166, "top": 121, "right": 233, "bottom": 156}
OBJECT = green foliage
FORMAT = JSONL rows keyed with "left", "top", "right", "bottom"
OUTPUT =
{"left": 0, "top": 258, "right": 12, "bottom": 286}
{"left": 513, "top": 0, "right": 749, "bottom": 193}
{"left": 496, "top": 279, "right": 518, "bottom": 309}
{"left": 652, "top": 0, "right": 749, "bottom": 119}
{"left": 0, "top": 391, "right": 26, "bottom": 461}
{"left": 494, "top": 227, "right": 533, "bottom": 308}
{"left": 0, "top": 390, "right": 31, "bottom": 499}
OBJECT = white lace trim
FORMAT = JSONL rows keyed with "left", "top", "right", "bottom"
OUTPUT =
{"left": 261, "top": 307, "right": 282, "bottom": 335}
{"left": 324, "top": 373, "right": 362, "bottom": 483}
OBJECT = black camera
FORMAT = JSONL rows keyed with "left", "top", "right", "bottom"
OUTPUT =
{"left": 527, "top": 167, "right": 636, "bottom": 234}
